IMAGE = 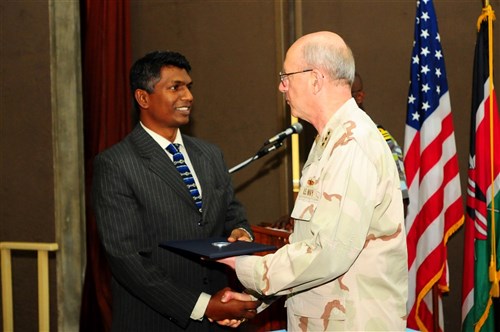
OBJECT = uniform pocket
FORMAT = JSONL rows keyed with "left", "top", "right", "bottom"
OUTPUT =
{"left": 290, "top": 198, "right": 317, "bottom": 222}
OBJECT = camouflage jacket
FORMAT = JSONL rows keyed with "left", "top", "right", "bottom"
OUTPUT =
{"left": 236, "top": 99, "right": 408, "bottom": 331}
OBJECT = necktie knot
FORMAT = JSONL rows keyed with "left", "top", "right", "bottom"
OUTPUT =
{"left": 166, "top": 143, "right": 180, "bottom": 155}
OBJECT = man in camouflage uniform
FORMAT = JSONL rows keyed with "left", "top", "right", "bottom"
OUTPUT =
{"left": 220, "top": 31, "right": 408, "bottom": 331}
{"left": 352, "top": 72, "right": 410, "bottom": 217}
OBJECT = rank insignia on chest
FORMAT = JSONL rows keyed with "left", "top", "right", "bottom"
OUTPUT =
{"left": 301, "top": 177, "right": 320, "bottom": 200}
{"left": 320, "top": 129, "right": 332, "bottom": 148}
{"left": 307, "top": 177, "right": 317, "bottom": 186}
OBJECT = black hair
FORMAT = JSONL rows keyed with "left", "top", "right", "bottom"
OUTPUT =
{"left": 129, "top": 51, "right": 191, "bottom": 112}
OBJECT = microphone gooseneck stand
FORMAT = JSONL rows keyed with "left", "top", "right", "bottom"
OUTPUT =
{"left": 228, "top": 140, "right": 285, "bottom": 174}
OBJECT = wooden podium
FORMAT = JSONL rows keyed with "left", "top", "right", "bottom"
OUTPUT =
{"left": 238, "top": 225, "right": 290, "bottom": 332}
{"left": 250, "top": 224, "right": 290, "bottom": 253}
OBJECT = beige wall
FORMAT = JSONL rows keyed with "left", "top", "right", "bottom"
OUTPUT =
{"left": 1, "top": 0, "right": 499, "bottom": 331}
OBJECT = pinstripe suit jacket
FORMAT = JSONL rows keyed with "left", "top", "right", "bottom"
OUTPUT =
{"left": 92, "top": 124, "right": 251, "bottom": 331}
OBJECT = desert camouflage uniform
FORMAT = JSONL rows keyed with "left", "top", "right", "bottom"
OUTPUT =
{"left": 236, "top": 99, "right": 408, "bottom": 331}
{"left": 377, "top": 125, "right": 409, "bottom": 202}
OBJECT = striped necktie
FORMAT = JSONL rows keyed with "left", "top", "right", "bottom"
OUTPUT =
{"left": 166, "top": 143, "right": 202, "bottom": 213}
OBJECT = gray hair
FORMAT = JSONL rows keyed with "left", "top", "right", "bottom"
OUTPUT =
{"left": 301, "top": 40, "right": 355, "bottom": 85}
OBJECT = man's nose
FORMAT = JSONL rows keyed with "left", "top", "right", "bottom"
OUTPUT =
{"left": 183, "top": 88, "right": 194, "bottom": 101}
{"left": 279, "top": 81, "right": 287, "bottom": 92}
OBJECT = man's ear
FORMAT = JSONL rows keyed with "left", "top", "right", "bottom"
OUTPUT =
{"left": 355, "top": 90, "right": 366, "bottom": 105}
{"left": 134, "top": 89, "right": 149, "bottom": 109}
{"left": 312, "top": 70, "right": 324, "bottom": 94}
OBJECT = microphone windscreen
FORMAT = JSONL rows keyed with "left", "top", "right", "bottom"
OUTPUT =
{"left": 292, "top": 122, "right": 303, "bottom": 134}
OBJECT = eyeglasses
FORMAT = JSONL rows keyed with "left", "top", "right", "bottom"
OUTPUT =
{"left": 279, "top": 69, "right": 313, "bottom": 87}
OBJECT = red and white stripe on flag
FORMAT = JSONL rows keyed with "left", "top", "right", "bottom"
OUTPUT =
{"left": 404, "top": 1, "right": 464, "bottom": 331}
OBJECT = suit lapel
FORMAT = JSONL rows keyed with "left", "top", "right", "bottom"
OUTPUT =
{"left": 130, "top": 125, "right": 195, "bottom": 207}
{"left": 183, "top": 136, "right": 214, "bottom": 216}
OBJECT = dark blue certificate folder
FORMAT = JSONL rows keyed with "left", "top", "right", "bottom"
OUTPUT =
{"left": 159, "top": 237, "right": 277, "bottom": 259}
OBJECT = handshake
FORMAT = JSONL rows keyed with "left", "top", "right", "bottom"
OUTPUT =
{"left": 203, "top": 229, "right": 264, "bottom": 328}
{"left": 205, "top": 287, "right": 261, "bottom": 328}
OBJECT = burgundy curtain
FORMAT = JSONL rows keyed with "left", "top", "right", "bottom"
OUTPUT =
{"left": 79, "top": 1, "right": 131, "bottom": 331}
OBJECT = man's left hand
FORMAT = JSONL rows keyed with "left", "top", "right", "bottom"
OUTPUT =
{"left": 228, "top": 228, "right": 252, "bottom": 242}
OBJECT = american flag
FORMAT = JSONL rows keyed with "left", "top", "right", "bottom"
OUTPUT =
{"left": 461, "top": 6, "right": 500, "bottom": 331}
{"left": 404, "top": 0, "right": 464, "bottom": 331}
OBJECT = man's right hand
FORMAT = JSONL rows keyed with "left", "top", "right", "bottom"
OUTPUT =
{"left": 205, "top": 287, "right": 260, "bottom": 324}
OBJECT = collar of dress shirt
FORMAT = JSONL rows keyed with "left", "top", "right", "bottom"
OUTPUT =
{"left": 140, "top": 122, "right": 185, "bottom": 150}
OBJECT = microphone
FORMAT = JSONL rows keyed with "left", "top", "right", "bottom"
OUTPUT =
{"left": 264, "top": 122, "right": 303, "bottom": 145}
{"left": 229, "top": 122, "right": 303, "bottom": 174}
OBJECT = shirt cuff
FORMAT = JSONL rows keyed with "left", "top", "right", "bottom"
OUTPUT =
{"left": 238, "top": 227, "right": 254, "bottom": 241}
{"left": 235, "top": 255, "right": 261, "bottom": 291}
{"left": 190, "top": 292, "right": 211, "bottom": 321}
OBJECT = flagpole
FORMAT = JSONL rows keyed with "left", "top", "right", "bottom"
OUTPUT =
{"left": 473, "top": 4, "right": 499, "bottom": 330}
{"left": 462, "top": 4, "right": 499, "bottom": 330}
{"left": 484, "top": 0, "right": 499, "bottom": 299}
{"left": 478, "top": 0, "right": 500, "bottom": 300}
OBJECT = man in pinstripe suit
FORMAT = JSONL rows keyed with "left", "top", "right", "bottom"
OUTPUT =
{"left": 92, "top": 51, "right": 259, "bottom": 331}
